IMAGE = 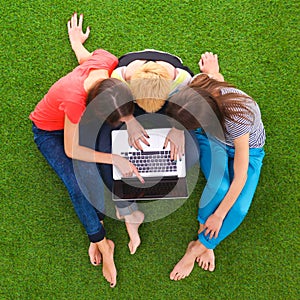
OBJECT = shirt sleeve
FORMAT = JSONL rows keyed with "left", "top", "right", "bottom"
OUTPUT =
{"left": 225, "top": 101, "right": 255, "bottom": 140}
{"left": 83, "top": 49, "right": 119, "bottom": 75}
{"left": 170, "top": 69, "right": 192, "bottom": 96}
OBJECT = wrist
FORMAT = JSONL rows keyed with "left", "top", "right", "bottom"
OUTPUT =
{"left": 214, "top": 211, "right": 225, "bottom": 220}
{"left": 122, "top": 115, "right": 134, "bottom": 124}
{"left": 70, "top": 40, "right": 83, "bottom": 49}
{"left": 207, "top": 72, "right": 224, "bottom": 82}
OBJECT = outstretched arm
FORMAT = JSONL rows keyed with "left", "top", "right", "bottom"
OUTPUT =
{"left": 198, "top": 52, "right": 224, "bottom": 81}
{"left": 67, "top": 13, "right": 92, "bottom": 64}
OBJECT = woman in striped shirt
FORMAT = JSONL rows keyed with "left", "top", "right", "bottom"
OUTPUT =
{"left": 166, "top": 52, "right": 266, "bottom": 280}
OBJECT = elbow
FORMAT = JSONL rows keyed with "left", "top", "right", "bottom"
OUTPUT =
{"left": 64, "top": 145, "right": 74, "bottom": 159}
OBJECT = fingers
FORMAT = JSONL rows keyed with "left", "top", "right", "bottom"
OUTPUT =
{"left": 71, "top": 12, "right": 77, "bottom": 28}
{"left": 204, "top": 227, "right": 217, "bottom": 239}
{"left": 163, "top": 137, "right": 169, "bottom": 150}
{"left": 140, "top": 136, "right": 150, "bottom": 147}
{"left": 78, "top": 13, "right": 83, "bottom": 29}
{"left": 170, "top": 142, "right": 176, "bottom": 161}
{"left": 132, "top": 140, "right": 143, "bottom": 151}
{"left": 199, "top": 58, "right": 204, "bottom": 71}
{"left": 142, "top": 129, "right": 150, "bottom": 139}
{"left": 69, "top": 12, "right": 86, "bottom": 30}
{"left": 85, "top": 26, "right": 91, "bottom": 38}
{"left": 131, "top": 164, "right": 145, "bottom": 183}
{"left": 132, "top": 136, "right": 150, "bottom": 150}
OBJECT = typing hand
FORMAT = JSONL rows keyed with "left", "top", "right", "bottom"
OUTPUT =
{"left": 163, "top": 127, "right": 185, "bottom": 161}
{"left": 125, "top": 117, "right": 150, "bottom": 151}
{"left": 67, "top": 13, "right": 90, "bottom": 46}
{"left": 112, "top": 155, "right": 144, "bottom": 183}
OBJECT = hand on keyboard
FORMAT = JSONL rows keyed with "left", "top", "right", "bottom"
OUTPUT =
{"left": 112, "top": 154, "right": 145, "bottom": 183}
{"left": 125, "top": 117, "right": 150, "bottom": 150}
{"left": 163, "top": 127, "right": 185, "bottom": 161}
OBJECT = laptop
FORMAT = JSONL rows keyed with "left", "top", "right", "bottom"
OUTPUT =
{"left": 111, "top": 128, "right": 188, "bottom": 200}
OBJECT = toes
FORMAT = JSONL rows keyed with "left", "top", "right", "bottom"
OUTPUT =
{"left": 198, "top": 260, "right": 204, "bottom": 268}
{"left": 208, "top": 263, "right": 215, "bottom": 272}
{"left": 128, "top": 240, "right": 139, "bottom": 255}
{"left": 128, "top": 241, "right": 136, "bottom": 255}
{"left": 170, "top": 270, "right": 177, "bottom": 280}
{"left": 110, "top": 278, "right": 117, "bottom": 288}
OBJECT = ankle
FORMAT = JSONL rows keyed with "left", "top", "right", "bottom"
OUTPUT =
{"left": 189, "top": 240, "right": 207, "bottom": 255}
{"left": 96, "top": 238, "right": 112, "bottom": 254}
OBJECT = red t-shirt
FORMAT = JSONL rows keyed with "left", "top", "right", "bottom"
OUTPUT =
{"left": 29, "top": 49, "right": 118, "bottom": 130}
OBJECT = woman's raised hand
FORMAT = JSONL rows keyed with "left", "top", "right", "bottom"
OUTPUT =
{"left": 67, "top": 13, "right": 90, "bottom": 46}
{"left": 112, "top": 155, "right": 145, "bottom": 183}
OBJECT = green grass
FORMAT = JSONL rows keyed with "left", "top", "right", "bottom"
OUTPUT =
{"left": 1, "top": 0, "right": 299, "bottom": 299}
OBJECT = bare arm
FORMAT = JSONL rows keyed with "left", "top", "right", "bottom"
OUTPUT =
{"left": 64, "top": 115, "right": 112, "bottom": 163}
{"left": 214, "top": 134, "right": 249, "bottom": 218}
{"left": 67, "top": 13, "right": 92, "bottom": 64}
{"left": 64, "top": 116, "right": 144, "bottom": 182}
{"left": 203, "top": 134, "right": 249, "bottom": 238}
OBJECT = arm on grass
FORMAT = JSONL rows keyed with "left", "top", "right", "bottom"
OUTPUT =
{"left": 67, "top": 13, "right": 92, "bottom": 64}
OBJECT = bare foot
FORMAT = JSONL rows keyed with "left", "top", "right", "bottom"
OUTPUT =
{"left": 170, "top": 240, "right": 207, "bottom": 281}
{"left": 125, "top": 210, "right": 144, "bottom": 254}
{"left": 96, "top": 238, "right": 117, "bottom": 288}
{"left": 196, "top": 249, "right": 215, "bottom": 272}
{"left": 88, "top": 242, "right": 102, "bottom": 266}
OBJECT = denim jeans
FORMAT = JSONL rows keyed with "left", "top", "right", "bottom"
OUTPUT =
{"left": 195, "top": 130, "right": 265, "bottom": 249}
{"left": 32, "top": 123, "right": 106, "bottom": 242}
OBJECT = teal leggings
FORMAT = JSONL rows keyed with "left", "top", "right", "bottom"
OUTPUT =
{"left": 196, "top": 130, "right": 265, "bottom": 249}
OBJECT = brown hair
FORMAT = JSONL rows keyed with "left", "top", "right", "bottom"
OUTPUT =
{"left": 85, "top": 78, "right": 134, "bottom": 125}
{"left": 130, "top": 62, "right": 172, "bottom": 112}
{"left": 190, "top": 74, "right": 255, "bottom": 126}
{"left": 166, "top": 86, "right": 224, "bottom": 139}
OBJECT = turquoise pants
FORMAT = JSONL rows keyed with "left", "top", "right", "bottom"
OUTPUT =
{"left": 196, "top": 130, "right": 265, "bottom": 249}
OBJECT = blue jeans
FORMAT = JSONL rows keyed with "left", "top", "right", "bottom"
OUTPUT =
{"left": 32, "top": 123, "right": 106, "bottom": 242}
{"left": 196, "top": 130, "right": 265, "bottom": 249}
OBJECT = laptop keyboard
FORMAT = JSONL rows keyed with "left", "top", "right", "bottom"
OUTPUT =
{"left": 120, "top": 150, "right": 177, "bottom": 173}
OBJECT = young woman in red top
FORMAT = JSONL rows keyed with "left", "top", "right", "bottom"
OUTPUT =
{"left": 30, "top": 13, "right": 144, "bottom": 288}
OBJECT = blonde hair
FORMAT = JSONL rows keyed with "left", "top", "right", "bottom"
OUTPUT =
{"left": 130, "top": 62, "right": 172, "bottom": 112}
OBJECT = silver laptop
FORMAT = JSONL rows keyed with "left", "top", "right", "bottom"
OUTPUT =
{"left": 111, "top": 128, "right": 188, "bottom": 200}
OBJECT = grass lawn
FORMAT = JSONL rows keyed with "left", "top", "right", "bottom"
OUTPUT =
{"left": 1, "top": 0, "right": 299, "bottom": 299}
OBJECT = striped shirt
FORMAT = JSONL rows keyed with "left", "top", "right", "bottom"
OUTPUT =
{"left": 220, "top": 88, "right": 266, "bottom": 148}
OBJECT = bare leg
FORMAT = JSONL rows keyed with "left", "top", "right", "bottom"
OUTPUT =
{"left": 96, "top": 238, "right": 117, "bottom": 288}
{"left": 116, "top": 208, "right": 144, "bottom": 254}
{"left": 88, "top": 221, "right": 104, "bottom": 266}
{"left": 195, "top": 223, "right": 216, "bottom": 272}
{"left": 170, "top": 240, "right": 207, "bottom": 281}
